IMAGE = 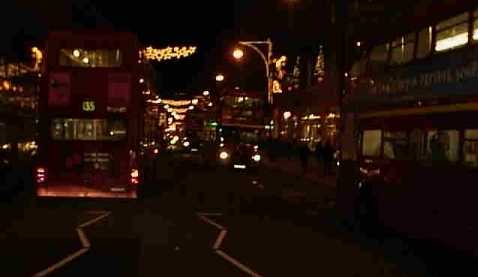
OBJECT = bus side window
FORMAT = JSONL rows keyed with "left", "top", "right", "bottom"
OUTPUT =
{"left": 409, "top": 129, "right": 426, "bottom": 160}
{"left": 383, "top": 131, "right": 408, "bottom": 160}
{"left": 362, "top": 130, "right": 382, "bottom": 157}
{"left": 464, "top": 129, "right": 478, "bottom": 167}
{"left": 426, "top": 130, "right": 459, "bottom": 162}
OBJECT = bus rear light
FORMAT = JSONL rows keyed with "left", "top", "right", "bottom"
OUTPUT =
{"left": 36, "top": 167, "right": 47, "bottom": 184}
{"left": 130, "top": 169, "right": 139, "bottom": 185}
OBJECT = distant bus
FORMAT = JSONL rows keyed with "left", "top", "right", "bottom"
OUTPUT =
{"left": 339, "top": 5, "right": 478, "bottom": 255}
{"left": 217, "top": 90, "right": 265, "bottom": 170}
{"left": 35, "top": 31, "right": 149, "bottom": 198}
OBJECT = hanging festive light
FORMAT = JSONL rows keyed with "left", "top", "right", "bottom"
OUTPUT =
{"left": 142, "top": 46, "right": 197, "bottom": 62}
{"left": 161, "top": 99, "right": 192, "bottom": 106}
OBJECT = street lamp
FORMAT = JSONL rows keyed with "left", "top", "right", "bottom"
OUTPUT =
{"left": 232, "top": 39, "right": 273, "bottom": 104}
{"left": 215, "top": 74, "right": 225, "bottom": 82}
{"left": 232, "top": 49, "right": 244, "bottom": 60}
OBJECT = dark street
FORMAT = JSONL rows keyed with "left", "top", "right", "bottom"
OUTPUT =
{"left": 1, "top": 153, "right": 476, "bottom": 276}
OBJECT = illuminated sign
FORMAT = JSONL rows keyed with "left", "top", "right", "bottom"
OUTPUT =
{"left": 82, "top": 101, "right": 95, "bottom": 112}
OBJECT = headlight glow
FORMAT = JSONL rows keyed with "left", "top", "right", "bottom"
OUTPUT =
{"left": 219, "top": 151, "right": 229, "bottom": 160}
{"left": 252, "top": 154, "right": 261, "bottom": 162}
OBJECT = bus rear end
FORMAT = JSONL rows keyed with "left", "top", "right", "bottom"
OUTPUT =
{"left": 36, "top": 31, "right": 142, "bottom": 198}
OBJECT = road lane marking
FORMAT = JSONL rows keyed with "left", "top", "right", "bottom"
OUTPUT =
{"left": 34, "top": 248, "right": 89, "bottom": 277}
{"left": 76, "top": 228, "right": 90, "bottom": 248}
{"left": 216, "top": 250, "right": 262, "bottom": 277}
{"left": 198, "top": 214, "right": 225, "bottom": 230}
{"left": 33, "top": 210, "right": 110, "bottom": 276}
{"left": 79, "top": 211, "right": 111, "bottom": 228}
{"left": 213, "top": 229, "right": 227, "bottom": 250}
{"left": 197, "top": 212, "right": 262, "bottom": 277}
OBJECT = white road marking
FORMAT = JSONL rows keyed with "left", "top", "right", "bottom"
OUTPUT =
{"left": 33, "top": 248, "right": 89, "bottom": 277}
{"left": 213, "top": 229, "right": 227, "bottom": 250}
{"left": 216, "top": 250, "right": 263, "bottom": 277}
{"left": 198, "top": 214, "right": 225, "bottom": 230}
{"left": 76, "top": 228, "right": 90, "bottom": 248}
{"left": 79, "top": 212, "right": 111, "bottom": 228}
{"left": 197, "top": 212, "right": 262, "bottom": 277}
{"left": 33, "top": 211, "right": 110, "bottom": 276}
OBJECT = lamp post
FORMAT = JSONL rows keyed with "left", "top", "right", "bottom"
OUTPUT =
{"left": 233, "top": 38, "right": 273, "bottom": 104}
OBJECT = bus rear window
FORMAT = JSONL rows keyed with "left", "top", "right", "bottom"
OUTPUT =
{"left": 362, "top": 130, "right": 382, "bottom": 157}
{"left": 51, "top": 118, "right": 126, "bottom": 141}
{"left": 59, "top": 49, "right": 122, "bottom": 67}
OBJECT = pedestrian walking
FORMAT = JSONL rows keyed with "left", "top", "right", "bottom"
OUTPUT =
{"left": 323, "top": 140, "right": 335, "bottom": 176}
{"left": 298, "top": 143, "right": 310, "bottom": 175}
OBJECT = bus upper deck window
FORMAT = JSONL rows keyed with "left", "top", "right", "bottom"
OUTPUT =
{"left": 473, "top": 9, "right": 478, "bottom": 41}
{"left": 435, "top": 12, "right": 469, "bottom": 52}
{"left": 390, "top": 33, "right": 415, "bottom": 65}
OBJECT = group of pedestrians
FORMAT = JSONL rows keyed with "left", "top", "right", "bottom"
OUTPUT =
{"left": 298, "top": 140, "right": 335, "bottom": 176}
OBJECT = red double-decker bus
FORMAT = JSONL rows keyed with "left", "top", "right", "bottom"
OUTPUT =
{"left": 35, "top": 31, "right": 149, "bottom": 198}
{"left": 216, "top": 90, "right": 265, "bottom": 170}
{"left": 339, "top": 5, "right": 478, "bottom": 255}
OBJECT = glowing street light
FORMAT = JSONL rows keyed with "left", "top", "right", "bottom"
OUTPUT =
{"left": 283, "top": 111, "right": 292, "bottom": 120}
{"left": 203, "top": 90, "right": 210, "bottom": 96}
{"left": 233, "top": 39, "right": 273, "bottom": 104}
{"left": 215, "top": 74, "right": 225, "bottom": 82}
{"left": 233, "top": 48, "right": 244, "bottom": 60}
{"left": 73, "top": 49, "right": 80, "bottom": 57}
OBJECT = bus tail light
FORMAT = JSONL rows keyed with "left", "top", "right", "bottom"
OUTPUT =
{"left": 36, "top": 167, "right": 47, "bottom": 184}
{"left": 130, "top": 168, "right": 139, "bottom": 185}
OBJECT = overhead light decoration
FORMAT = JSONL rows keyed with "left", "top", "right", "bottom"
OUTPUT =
{"left": 191, "top": 99, "right": 199, "bottom": 105}
{"left": 161, "top": 99, "right": 192, "bottom": 106}
{"left": 142, "top": 46, "right": 197, "bottom": 62}
{"left": 170, "top": 107, "right": 189, "bottom": 113}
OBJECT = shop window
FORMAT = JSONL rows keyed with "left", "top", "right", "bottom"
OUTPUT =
{"left": 362, "top": 130, "right": 382, "bottom": 157}
{"left": 390, "top": 33, "right": 416, "bottom": 65}
{"left": 426, "top": 130, "right": 459, "bottom": 162}
{"left": 435, "top": 12, "right": 469, "bottom": 52}
{"left": 464, "top": 129, "right": 478, "bottom": 166}
{"left": 59, "top": 48, "right": 122, "bottom": 67}
{"left": 383, "top": 131, "right": 409, "bottom": 159}
{"left": 417, "top": 26, "right": 433, "bottom": 58}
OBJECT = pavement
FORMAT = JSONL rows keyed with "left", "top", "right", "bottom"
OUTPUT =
{"left": 0, "top": 152, "right": 476, "bottom": 276}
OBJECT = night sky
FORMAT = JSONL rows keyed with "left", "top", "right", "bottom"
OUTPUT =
{"left": 1, "top": 0, "right": 326, "bottom": 97}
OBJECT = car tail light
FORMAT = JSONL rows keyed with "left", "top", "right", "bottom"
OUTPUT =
{"left": 36, "top": 167, "right": 47, "bottom": 184}
{"left": 130, "top": 168, "right": 139, "bottom": 185}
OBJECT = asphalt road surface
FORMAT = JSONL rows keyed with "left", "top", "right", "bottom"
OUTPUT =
{"left": 0, "top": 152, "right": 477, "bottom": 276}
